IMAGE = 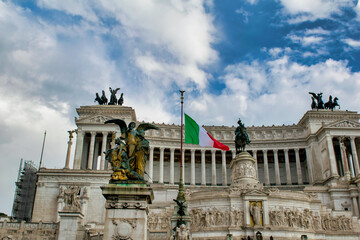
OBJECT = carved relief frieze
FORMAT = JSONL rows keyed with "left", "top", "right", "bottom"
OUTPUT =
{"left": 148, "top": 211, "right": 170, "bottom": 231}
{"left": 106, "top": 200, "right": 147, "bottom": 210}
{"left": 189, "top": 207, "right": 243, "bottom": 231}
{"left": 268, "top": 208, "right": 353, "bottom": 231}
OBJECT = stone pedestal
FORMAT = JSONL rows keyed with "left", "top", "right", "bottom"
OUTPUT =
{"left": 58, "top": 211, "right": 84, "bottom": 240}
{"left": 101, "top": 183, "right": 154, "bottom": 240}
{"left": 230, "top": 152, "right": 259, "bottom": 186}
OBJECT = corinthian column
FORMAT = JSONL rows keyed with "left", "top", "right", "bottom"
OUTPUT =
{"left": 211, "top": 150, "right": 217, "bottom": 186}
{"left": 274, "top": 149, "right": 281, "bottom": 185}
{"left": 263, "top": 150, "right": 270, "bottom": 185}
{"left": 100, "top": 132, "right": 108, "bottom": 170}
{"left": 284, "top": 149, "right": 292, "bottom": 185}
{"left": 148, "top": 147, "right": 154, "bottom": 183}
{"left": 65, "top": 131, "right": 75, "bottom": 169}
{"left": 87, "top": 131, "right": 96, "bottom": 170}
{"left": 350, "top": 136, "right": 360, "bottom": 176}
{"left": 73, "top": 130, "right": 85, "bottom": 169}
{"left": 170, "top": 148, "right": 175, "bottom": 185}
{"left": 201, "top": 149, "right": 206, "bottom": 186}
{"left": 326, "top": 134, "right": 339, "bottom": 178}
{"left": 159, "top": 147, "right": 164, "bottom": 184}
{"left": 191, "top": 149, "right": 196, "bottom": 185}
{"left": 222, "top": 151, "right": 227, "bottom": 186}
{"left": 295, "top": 148, "right": 303, "bottom": 184}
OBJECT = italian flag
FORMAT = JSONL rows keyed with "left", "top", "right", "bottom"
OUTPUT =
{"left": 184, "top": 114, "right": 229, "bottom": 151}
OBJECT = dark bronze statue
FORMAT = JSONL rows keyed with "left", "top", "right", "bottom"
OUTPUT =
{"left": 94, "top": 92, "right": 104, "bottom": 105}
{"left": 235, "top": 119, "right": 250, "bottom": 153}
{"left": 309, "top": 92, "right": 324, "bottom": 109}
{"left": 108, "top": 87, "right": 120, "bottom": 105}
{"left": 309, "top": 92, "right": 340, "bottom": 110}
{"left": 324, "top": 95, "right": 340, "bottom": 110}
{"left": 94, "top": 88, "right": 124, "bottom": 106}
{"left": 104, "top": 119, "right": 158, "bottom": 182}
{"left": 101, "top": 90, "right": 108, "bottom": 104}
{"left": 118, "top": 93, "right": 124, "bottom": 106}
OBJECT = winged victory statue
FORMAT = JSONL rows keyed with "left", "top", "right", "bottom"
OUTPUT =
{"left": 104, "top": 119, "right": 159, "bottom": 182}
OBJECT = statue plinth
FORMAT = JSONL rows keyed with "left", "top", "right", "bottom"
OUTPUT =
{"left": 101, "top": 183, "right": 154, "bottom": 240}
{"left": 58, "top": 211, "right": 84, "bottom": 240}
{"left": 230, "top": 152, "right": 259, "bottom": 186}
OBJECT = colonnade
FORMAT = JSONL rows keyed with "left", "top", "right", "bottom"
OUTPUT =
{"left": 72, "top": 131, "right": 113, "bottom": 170}
{"left": 147, "top": 147, "right": 312, "bottom": 186}
{"left": 329, "top": 136, "right": 360, "bottom": 178}
{"left": 67, "top": 131, "right": 360, "bottom": 188}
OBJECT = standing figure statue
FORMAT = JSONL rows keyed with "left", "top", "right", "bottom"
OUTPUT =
{"left": 250, "top": 202, "right": 262, "bottom": 227}
{"left": 108, "top": 87, "right": 120, "bottom": 105}
{"left": 118, "top": 93, "right": 124, "bottom": 105}
{"left": 104, "top": 119, "right": 158, "bottom": 181}
{"left": 170, "top": 224, "right": 191, "bottom": 240}
{"left": 235, "top": 119, "right": 251, "bottom": 154}
{"left": 101, "top": 90, "right": 108, "bottom": 104}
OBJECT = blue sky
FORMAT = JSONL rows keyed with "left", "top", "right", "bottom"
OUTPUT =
{"left": 1, "top": 0, "right": 360, "bottom": 215}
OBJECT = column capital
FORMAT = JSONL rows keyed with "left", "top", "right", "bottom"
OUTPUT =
{"left": 102, "top": 131, "right": 109, "bottom": 136}
{"left": 294, "top": 148, "right": 300, "bottom": 153}
{"left": 201, "top": 149, "right": 206, "bottom": 153}
{"left": 211, "top": 149, "right": 217, "bottom": 154}
{"left": 222, "top": 150, "right": 226, "bottom": 155}
{"left": 90, "top": 131, "right": 96, "bottom": 136}
{"left": 159, "top": 147, "right": 165, "bottom": 152}
{"left": 284, "top": 148, "right": 289, "bottom": 153}
{"left": 190, "top": 149, "right": 196, "bottom": 153}
{"left": 350, "top": 136, "right": 356, "bottom": 141}
{"left": 76, "top": 130, "right": 85, "bottom": 136}
{"left": 252, "top": 149, "right": 257, "bottom": 154}
{"left": 273, "top": 149, "right": 278, "bottom": 154}
{"left": 263, "top": 149, "right": 268, "bottom": 153}
{"left": 169, "top": 147, "right": 175, "bottom": 152}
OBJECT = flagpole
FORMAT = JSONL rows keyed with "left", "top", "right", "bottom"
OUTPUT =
{"left": 177, "top": 90, "right": 185, "bottom": 201}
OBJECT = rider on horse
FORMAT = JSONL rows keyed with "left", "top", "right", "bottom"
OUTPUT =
{"left": 235, "top": 119, "right": 251, "bottom": 153}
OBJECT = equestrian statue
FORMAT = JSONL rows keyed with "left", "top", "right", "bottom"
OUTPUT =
{"left": 235, "top": 119, "right": 251, "bottom": 154}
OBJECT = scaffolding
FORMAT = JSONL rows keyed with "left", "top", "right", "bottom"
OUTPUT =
{"left": 11, "top": 159, "right": 37, "bottom": 221}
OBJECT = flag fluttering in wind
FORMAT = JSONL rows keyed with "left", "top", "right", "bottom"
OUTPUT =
{"left": 184, "top": 114, "right": 229, "bottom": 151}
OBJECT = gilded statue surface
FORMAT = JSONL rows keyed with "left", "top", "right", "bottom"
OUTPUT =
{"left": 105, "top": 119, "right": 158, "bottom": 182}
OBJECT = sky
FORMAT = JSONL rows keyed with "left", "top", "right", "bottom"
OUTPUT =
{"left": 1, "top": 0, "right": 360, "bottom": 215}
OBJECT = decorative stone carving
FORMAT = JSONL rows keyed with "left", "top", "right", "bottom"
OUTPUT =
{"left": 112, "top": 219, "right": 136, "bottom": 240}
{"left": 148, "top": 211, "right": 170, "bottom": 231}
{"left": 189, "top": 208, "right": 242, "bottom": 231}
{"left": 170, "top": 224, "right": 192, "bottom": 240}
{"left": 62, "top": 185, "right": 81, "bottom": 211}
{"left": 105, "top": 200, "right": 147, "bottom": 210}
{"left": 230, "top": 152, "right": 259, "bottom": 186}
{"left": 268, "top": 208, "right": 353, "bottom": 231}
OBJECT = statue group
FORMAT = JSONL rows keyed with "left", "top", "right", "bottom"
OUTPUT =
{"left": 104, "top": 119, "right": 158, "bottom": 181}
{"left": 95, "top": 87, "right": 124, "bottom": 105}
{"left": 309, "top": 92, "right": 340, "bottom": 110}
{"left": 235, "top": 119, "right": 251, "bottom": 153}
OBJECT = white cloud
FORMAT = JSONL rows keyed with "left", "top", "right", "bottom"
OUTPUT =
{"left": 343, "top": 38, "right": 360, "bottom": 48}
{"left": 185, "top": 56, "right": 360, "bottom": 129}
{"left": 36, "top": 0, "right": 218, "bottom": 90}
{"left": 288, "top": 34, "right": 324, "bottom": 46}
{"left": 278, "top": 0, "right": 353, "bottom": 23}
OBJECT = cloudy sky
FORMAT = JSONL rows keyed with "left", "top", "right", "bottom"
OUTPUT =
{"left": 1, "top": 0, "right": 360, "bottom": 215}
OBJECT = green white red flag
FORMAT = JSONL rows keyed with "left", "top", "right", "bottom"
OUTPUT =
{"left": 184, "top": 113, "right": 229, "bottom": 151}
